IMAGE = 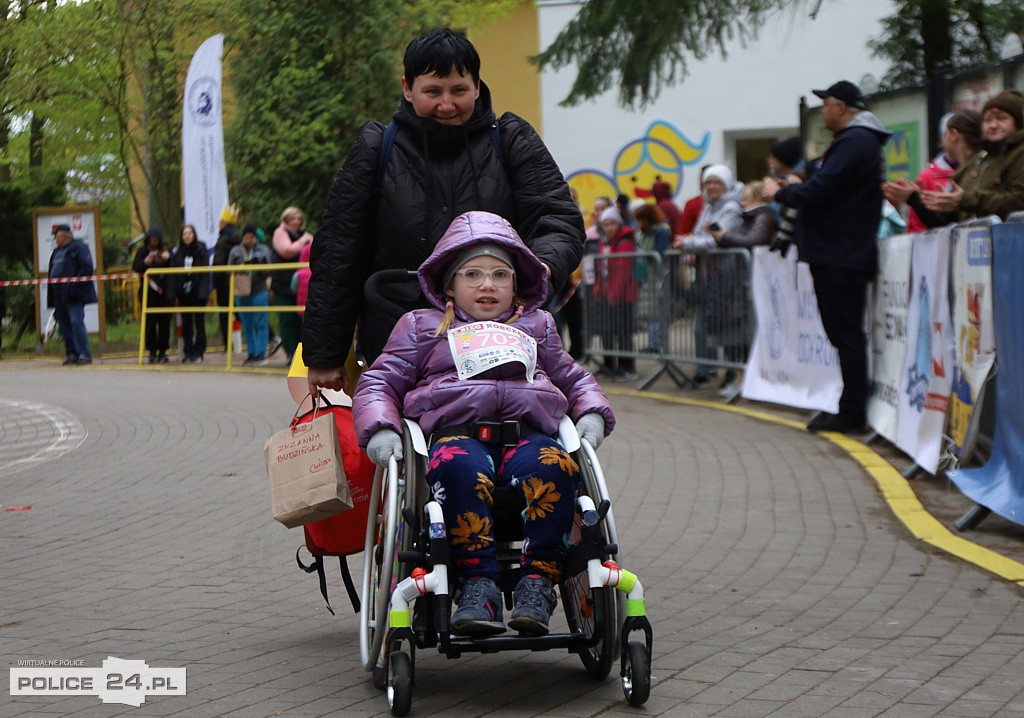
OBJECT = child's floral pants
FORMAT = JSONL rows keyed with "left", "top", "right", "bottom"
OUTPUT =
{"left": 425, "top": 433, "right": 580, "bottom": 583}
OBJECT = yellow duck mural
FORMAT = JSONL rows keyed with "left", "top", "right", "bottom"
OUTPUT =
{"left": 567, "top": 120, "right": 710, "bottom": 219}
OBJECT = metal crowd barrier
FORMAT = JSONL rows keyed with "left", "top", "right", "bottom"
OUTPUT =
{"left": 138, "top": 262, "right": 306, "bottom": 368}
{"left": 103, "top": 264, "right": 140, "bottom": 324}
{"left": 579, "top": 248, "right": 753, "bottom": 391}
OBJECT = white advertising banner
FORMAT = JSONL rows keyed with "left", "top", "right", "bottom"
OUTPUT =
{"left": 182, "top": 34, "right": 228, "bottom": 248}
{"left": 866, "top": 233, "right": 913, "bottom": 443}
{"left": 948, "top": 223, "right": 997, "bottom": 458}
{"left": 34, "top": 209, "right": 101, "bottom": 336}
{"left": 741, "top": 247, "right": 842, "bottom": 412}
{"left": 895, "top": 226, "right": 954, "bottom": 474}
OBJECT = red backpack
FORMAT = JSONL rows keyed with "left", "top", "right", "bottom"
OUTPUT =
{"left": 293, "top": 400, "right": 376, "bottom": 614}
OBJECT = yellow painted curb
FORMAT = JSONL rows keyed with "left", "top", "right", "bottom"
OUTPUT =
{"left": 607, "top": 388, "right": 1024, "bottom": 587}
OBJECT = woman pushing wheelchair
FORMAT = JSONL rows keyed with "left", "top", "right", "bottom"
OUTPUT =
{"left": 351, "top": 210, "right": 615, "bottom": 637}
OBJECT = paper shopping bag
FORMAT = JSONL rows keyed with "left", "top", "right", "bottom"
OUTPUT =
{"left": 265, "top": 411, "right": 353, "bottom": 528}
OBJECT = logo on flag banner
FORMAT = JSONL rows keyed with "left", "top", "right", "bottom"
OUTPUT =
{"left": 866, "top": 233, "right": 913, "bottom": 442}
{"left": 182, "top": 34, "right": 228, "bottom": 249}
{"left": 187, "top": 77, "right": 219, "bottom": 127}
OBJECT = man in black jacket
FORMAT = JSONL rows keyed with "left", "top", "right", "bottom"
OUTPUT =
{"left": 47, "top": 224, "right": 99, "bottom": 365}
{"left": 764, "top": 80, "right": 891, "bottom": 434}
{"left": 302, "top": 28, "right": 585, "bottom": 395}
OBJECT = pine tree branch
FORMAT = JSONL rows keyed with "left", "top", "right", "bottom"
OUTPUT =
{"left": 532, "top": 0, "right": 813, "bottom": 108}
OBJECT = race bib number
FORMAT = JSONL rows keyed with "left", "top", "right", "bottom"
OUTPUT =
{"left": 447, "top": 321, "right": 538, "bottom": 383}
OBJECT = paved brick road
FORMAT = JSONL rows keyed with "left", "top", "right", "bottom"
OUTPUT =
{"left": 2, "top": 368, "right": 1023, "bottom": 717}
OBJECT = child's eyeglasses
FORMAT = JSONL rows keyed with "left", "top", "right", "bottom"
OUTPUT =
{"left": 454, "top": 267, "right": 515, "bottom": 288}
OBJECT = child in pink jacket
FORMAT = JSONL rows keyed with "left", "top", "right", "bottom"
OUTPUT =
{"left": 353, "top": 211, "right": 614, "bottom": 637}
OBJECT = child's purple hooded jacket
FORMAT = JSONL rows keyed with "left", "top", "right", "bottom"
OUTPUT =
{"left": 352, "top": 211, "right": 614, "bottom": 447}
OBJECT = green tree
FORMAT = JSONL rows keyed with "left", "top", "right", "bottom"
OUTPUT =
{"left": 1, "top": 0, "right": 518, "bottom": 264}
{"left": 1, "top": 0, "right": 223, "bottom": 252}
{"left": 108, "top": 0, "right": 224, "bottom": 243}
{"left": 534, "top": 0, "right": 1024, "bottom": 108}
{"left": 225, "top": 0, "right": 413, "bottom": 229}
{"left": 533, "top": 0, "right": 810, "bottom": 108}
{"left": 869, "top": 0, "right": 1024, "bottom": 86}
{"left": 0, "top": 1, "right": 69, "bottom": 268}
{"left": 225, "top": 0, "right": 521, "bottom": 229}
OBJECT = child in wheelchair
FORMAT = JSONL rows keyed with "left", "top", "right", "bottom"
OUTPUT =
{"left": 353, "top": 210, "right": 615, "bottom": 638}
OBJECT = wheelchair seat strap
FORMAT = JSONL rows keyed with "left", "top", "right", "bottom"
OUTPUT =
{"left": 430, "top": 420, "right": 543, "bottom": 448}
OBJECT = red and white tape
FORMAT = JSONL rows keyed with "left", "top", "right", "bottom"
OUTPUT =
{"left": 0, "top": 273, "right": 139, "bottom": 288}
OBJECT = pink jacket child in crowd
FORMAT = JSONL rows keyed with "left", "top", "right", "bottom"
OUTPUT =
{"left": 353, "top": 210, "right": 615, "bottom": 637}
{"left": 294, "top": 242, "right": 312, "bottom": 315}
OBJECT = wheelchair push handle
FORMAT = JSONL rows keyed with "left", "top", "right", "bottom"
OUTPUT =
{"left": 364, "top": 269, "right": 419, "bottom": 322}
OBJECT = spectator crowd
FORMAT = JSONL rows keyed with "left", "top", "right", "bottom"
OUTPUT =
{"left": 25, "top": 75, "right": 1024, "bottom": 410}
{"left": 571, "top": 84, "right": 1024, "bottom": 431}
{"left": 125, "top": 204, "right": 314, "bottom": 366}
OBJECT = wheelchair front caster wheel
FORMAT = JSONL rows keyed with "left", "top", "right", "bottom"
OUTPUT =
{"left": 622, "top": 641, "right": 651, "bottom": 707}
{"left": 387, "top": 651, "right": 413, "bottom": 716}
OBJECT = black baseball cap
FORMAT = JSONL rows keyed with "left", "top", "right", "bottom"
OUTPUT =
{"left": 812, "top": 80, "right": 866, "bottom": 110}
{"left": 52, "top": 223, "right": 71, "bottom": 234}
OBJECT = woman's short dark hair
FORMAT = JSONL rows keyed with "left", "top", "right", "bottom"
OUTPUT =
{"left": 946, "top": 109, "right": 982, "bottom": 149}
{"left": 404, "top": 28, "right": 480, "bottom": 87}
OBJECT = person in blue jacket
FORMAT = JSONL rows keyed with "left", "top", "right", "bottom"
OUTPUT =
{"left": 47, "top": 223, "right": 99, "bottom": 365}
{"left": 763, "top": 80, "right": 891, "bottom": 434}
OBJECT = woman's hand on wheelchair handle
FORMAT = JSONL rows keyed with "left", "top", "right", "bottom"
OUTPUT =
{"left": 366, "top": 428, "right": 404, "bottom": 465}
{"left": 575, "top": 413, "right": 605, "bottom": 449}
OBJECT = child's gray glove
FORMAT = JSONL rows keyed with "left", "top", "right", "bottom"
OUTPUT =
{"left": 366, "top": 428, "right": 403, "bottom": 466}
{"left": 575, "top": 413, "right": 606, "bottom": 449}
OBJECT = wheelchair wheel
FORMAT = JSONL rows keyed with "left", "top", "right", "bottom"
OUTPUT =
{"left": 359, "top": 453, "right": 416, "bottom": 676}
{"left": 372, "top": 662, "right": 387, "bottom": 691}
{"left": 561, "top": 439, "right": 621, "bottom": 679}
{"left": 562, "top": 576, "right": 617, "bottom": 678}
{"left": 623, "top": 641, "right": 651, "bottom": 706}
{"left": 387, "top": 650, "right": 413, "bottom": 717}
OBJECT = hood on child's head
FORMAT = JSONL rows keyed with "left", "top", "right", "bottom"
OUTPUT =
{"left": 418, "top": 211, "right": 548, "bottom": 313}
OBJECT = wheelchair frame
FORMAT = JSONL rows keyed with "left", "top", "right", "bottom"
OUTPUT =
{"left": 358, "top": 415, "right": 653, "bottom": 716}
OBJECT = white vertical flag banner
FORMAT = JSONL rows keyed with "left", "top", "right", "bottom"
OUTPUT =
{"left": 183, "top": 34, "right": 228, "bottom": 249}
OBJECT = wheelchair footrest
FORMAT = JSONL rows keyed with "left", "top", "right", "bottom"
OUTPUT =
{"left": 440, "top": 630, "right": 598, "bottom": 657}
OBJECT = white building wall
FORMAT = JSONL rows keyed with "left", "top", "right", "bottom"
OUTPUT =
{"left": 537, "top": 0, "right": 895, "bottom": 207}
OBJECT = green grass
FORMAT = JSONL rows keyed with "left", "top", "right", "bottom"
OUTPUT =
{"left": 0, "top": 315, "right": 224, "bottom": 359}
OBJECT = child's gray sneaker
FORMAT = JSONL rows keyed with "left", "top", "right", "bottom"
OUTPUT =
{"left": 509, "top": 573, "right": 558, "bottom": 635}
{"left": 451, "top": 577, "right": 506, "bottom": 636}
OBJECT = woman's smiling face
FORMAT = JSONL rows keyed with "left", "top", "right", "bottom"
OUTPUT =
{"left": 402, "top": 70, "right": 480, "bottom": 126}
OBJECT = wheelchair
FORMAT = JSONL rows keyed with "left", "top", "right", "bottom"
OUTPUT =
{"left": 357, "top": 415, "right": 653, "bottom": 716}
